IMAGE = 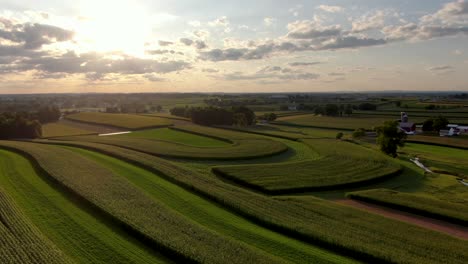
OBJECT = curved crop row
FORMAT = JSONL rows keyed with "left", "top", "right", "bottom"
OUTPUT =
{"left": 347, "top": 189, "right": 468, "bottom": 226}
{"left": 0, "top": 141, "right": 280, "bottom": 264}
{"left": 213, "top": 155, "right": 401, "bottom": 194}
{"left": 38, "top": 139, "right": 468, "bottom": 264}
{"left": 0, "top": 187, "right": 72, "bottom": 264}
{"left": 0, "top": 148, "right": 170, "bottom": 264}
{"left": 55, "top": 125, "right": 288, "bottom": 160}
{"left": 66, "top": 112, "right": 172, "bottom": 130}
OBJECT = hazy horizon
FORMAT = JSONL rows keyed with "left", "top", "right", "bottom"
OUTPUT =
{"left": 1, "top": 0, "right": 468, "bottom": 93}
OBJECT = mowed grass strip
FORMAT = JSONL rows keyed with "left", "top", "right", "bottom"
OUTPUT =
{"left": 0, "top": 141, "right": 280, "bottom": 264}
{"left": 0, "top": 186, "right": 72, "bottom": 264}
{"left": 125, "top": 127, "right": 230, "bottom": 147}
{"left": 274, "top": 114, "right": 395, "bottom": 130}
{"left": 66, "top": 112, "right": 172, "bottom": 129}
{"left": 347, "top": 189, "right": 468, "bottom": 226}
{"left": 41, "top": 140, "right": 468, "bottom": 264}
{"left": 42, "top": 122, "right": 96, "bottom": 138}
{"left": 66, "top": 146, "right": 356, "bottom": 264}
{"left": 55, "top": 125, "right": 288, "bottom": 160}
{"left": 0, "top": 149, "right": 170, "bottom": 264}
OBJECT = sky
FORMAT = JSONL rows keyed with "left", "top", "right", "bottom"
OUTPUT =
{"left": 0, "top": 0, "right": 467, "bottom": 94}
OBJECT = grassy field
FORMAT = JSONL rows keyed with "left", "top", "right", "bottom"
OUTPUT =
{"left": 347, "top": 189, "right": 468, "bottom": 225}
{"left": 54, "top": 125, "right": 288, "bottom": 160}
{"left": 66, "top": 112, "right": 173, "bottom": 129}
{"left": 141, "top": 113, "right": 190, "bottom": 121}
{"left": 407, "top": 135, "right": 468, "bottom": 150}
{"left": 39, "top": 139, "right": 468, "bottom": 264}
{"left": 66, "top": 146, "right": 355, "bottom": 264}
{"left": 274, "top": 114, "right": 395, "bottom": 130}
{"left": 220, "top": 124, "right": 343, "bottom": 140}
{"left": 0, "top": 184, "right": 72, "bottom": 264}
{"left": 213, "top": 139, "right": 401, "bottom": 194}
{"left": 126, "top": 128, "right": 230, "bottom": 147}
{"left": 42, "top": 123, "right": 96, "bottom": 138}
{"left": 0, "top": 141, "right": 278, "bottom": 264}
{"left": 0, "top": 149, "right": 170, "bottom": 263}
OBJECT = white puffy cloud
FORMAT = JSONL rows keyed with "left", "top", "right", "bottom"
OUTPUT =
{"left": 316, "top": 5, "right": 344, "bottom": 13}
{"left": 264, "top": 17, "right": 277, "bottom": 27}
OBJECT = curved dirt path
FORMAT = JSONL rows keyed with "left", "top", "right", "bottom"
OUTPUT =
{"left": 336, "top": 199, "right": 468, "bottom": 240}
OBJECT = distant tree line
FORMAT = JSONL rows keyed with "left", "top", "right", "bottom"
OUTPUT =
{"left": 170, "top": 106, "right": 255, "bottom": 126}
{"left": 422, "top": 116, "right": 449, "bottom": 132}
{"left": 0, "top": 113, "right": 42, "bottom": 139}
{"left": 105, "top": 104, "right": 162, "bottom": 114}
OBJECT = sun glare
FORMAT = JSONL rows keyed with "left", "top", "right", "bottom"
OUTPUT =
{"left": 74, "top": 0, "right": 151, "bottom": 57}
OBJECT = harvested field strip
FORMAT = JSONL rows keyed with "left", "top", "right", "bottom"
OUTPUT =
{"left": 213, "top": 156, "right": 402, "bottom": 194}
{"left": 40, "top": 140, "right": 468, "bottom": 264}
{"left": 0, "top": 149, "right": 170, "bottom": 264}
{"left": 274, "top": 114, "right": 394, "bottom": 130}
{"left": 42, "top": 123, "right": 96, "bottom": 138}
{"left": 337, "top": 199, "right": 468, "bottom": 240}
{"left": 141, "top": 113, "right": 190, "bottom": 121}
{"left": 0, "top": 185, "right": 71, "bottom": 264}
{"left": 125, "top": 127, "right": 230, "bottom": 147}
{"left": 0, "top": 141, "right": 279, "bottom": 264}
{"left": 54, "top": 126, "right": 288, "bottom": 160}
{"left": 66, "top": 112, "right": 173, "bottom": 130}
{"left": 67, "top": 146, "right": 355, "bottom": 264}
{"left": 347, "top": 189, "right": 468, "bottom": 226}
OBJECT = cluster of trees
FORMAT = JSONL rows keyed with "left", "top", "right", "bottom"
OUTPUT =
{"left": 422, "top": 116, "right": 449, "bottom": 132}
{"left": 171, "top": 106, "right": 255, "bottom": 126}
{"left": 376, "top": 121, "right": 406, "bottom": 158}
{"left": 0, "top": 113, "right": 42, "bottom": 139}
{"left": 34, "top": 106, "right": 61, "bottom": 123}
{"left": 258, "top": 113, "right": 277, "bottom": 122}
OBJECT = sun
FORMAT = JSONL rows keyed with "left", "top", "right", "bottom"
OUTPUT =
{"left": 74, "top": 0, "right": 152, "bottom": 57}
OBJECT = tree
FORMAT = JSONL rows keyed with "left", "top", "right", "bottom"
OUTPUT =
{"left": 422, "top": 119, "right": 434, "bottom": 132}
{"left": 156, "top": 105, "right": 163, "bottom": 112}
{"left": 432, "top": 116, "right": 449, "bottom": 131}
{"left": 261, "top": 113, "right": 277, "bottom": 122}
{"left": 336, "top": 132, "right": 344, "bottom": 140}
{"left": 376, "top": 121, "right": 406, "bottom": 158}
{"left": 232, "top": 106, "right": 255, "bottom": 125}
{"left": 325, "top": 104, "right": 339, "bottom": 116}
{"left": 395, "top": 101, "right": 401, "bottom": 107}
{"left": 352, "top": 128, "right": 366, "bottom": 139}
{"left": 344, "top": 104, "right": 353, "bottom": 116}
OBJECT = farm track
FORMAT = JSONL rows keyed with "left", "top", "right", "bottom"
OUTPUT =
{"left": 336, "top": 199, "right": 468, "bottom": 240}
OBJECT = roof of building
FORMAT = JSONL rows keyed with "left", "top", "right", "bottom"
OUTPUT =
{"left": 399, "top": 122, "right": 415, "bottom": 128}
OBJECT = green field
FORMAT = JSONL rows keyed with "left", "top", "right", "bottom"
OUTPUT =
{"left": 36, "top": 139, "right": 468, "bottom": 263}
{"left": 274, "top": 114, "right": 395, "bottom": 130}
{"left": 213, "top": 139, "right": 401, "bottom": 194}
{"left": 347, "top": 189, "right": 468, "bottom": 225}
{"left": 42, "top": 123, "right": 96, "bottom": 138}
{"left": 0, "top": 149, "right": 169, "bottom": 264}
{"left": 66, "top": 112, "right": 173, "bottom": 129}
{"left": 54, "top": 125, "right": 288, "bottom": 160}
{"left": 3, "top": 105, "right": 468, "bottom": 264}
{"left": 126, "top": 127, "right": 230, "bottom": 147}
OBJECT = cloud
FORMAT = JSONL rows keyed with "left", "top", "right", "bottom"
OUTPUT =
{"left": 287, "top": 20, "right": 342, "bottom": 39}
{"left": 188, "top": 20, "right": 201, "bottom": 27}
{"left": 289, "top": 5, "right": 302, "bottom": 17}
{"left": 420, "top": 0, "right": 468, "bottom": 24}
{"left": 316, "top": 5, "right": 344, "bottom": 13}
{"left": 289, "top": 62, "right": 322, "bottom": 66}
{"left": 208, "top": 16, "right": 229, "bottom": 27}
{"left": 143, "top": 73, "right": 166, "bottom": 82}
{"left": 427, "top": 65, "right": 454, "bottom": 71}
{"left": 328, "top": 72, "right": 345, "bottom": 76}
{"left": 264, "top": 17, "right": 277, "bottom": 27}
{"left": 352, "top": 10, "right": 388, "bottom": 32}
{"left": 0, "top": 20, "right": 74, "bottom": 49}
{"left": 220, "top": 70, "right": 319, "bottom": 81}
{"left": 318, "top": 36, "right": 386, "bottom": 50}
{"left": 158, "top": 40, "right": 174, "bottom": 46}
{"left": 180, "top": 38, "right": 194, "bottom": 46}
{"left": 146, "top": 49, "right": 184, "bottom": 55}
{"left": 201, "top": 68, "right": 219, "bottom": 73}
{"left": 194, "top": 40, "right": 207, "bottom": 49}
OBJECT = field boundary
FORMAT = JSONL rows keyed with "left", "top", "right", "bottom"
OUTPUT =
{"left": 406, "top": 140, "right": 468, "bottom": 150}
{"left": 64, "top": 116, "right": 173, "bottom": 131}
{"left": 0, "top": 144, "right": 197, "bottom": 264}
{"left": 212, "top": 165, "right": 403, "bottom": 195}
{"left": 271, "top": 121, "right": 355, "bottom": 131}
{"left": 214, "top": 126, "right": 300, "bottom": 141}
{"left": 346, "top": 192, "right": 468, "bottom": 226}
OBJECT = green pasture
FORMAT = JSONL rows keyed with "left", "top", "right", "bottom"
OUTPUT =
{"left": 42, "top": 123, "right": 96, "bottom": 138}
{"left": 66, "top": 112, "right": 172, "bottom": 129}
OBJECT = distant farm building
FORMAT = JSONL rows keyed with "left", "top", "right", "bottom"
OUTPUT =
{"left": 398, "top": 112, "right": 416, "bottom": 134}
{"left": 288, "top": 104, "right": 297, "bottom": 111}
{"left": 440, "top": 124, "right": 468, "bottom": 137}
